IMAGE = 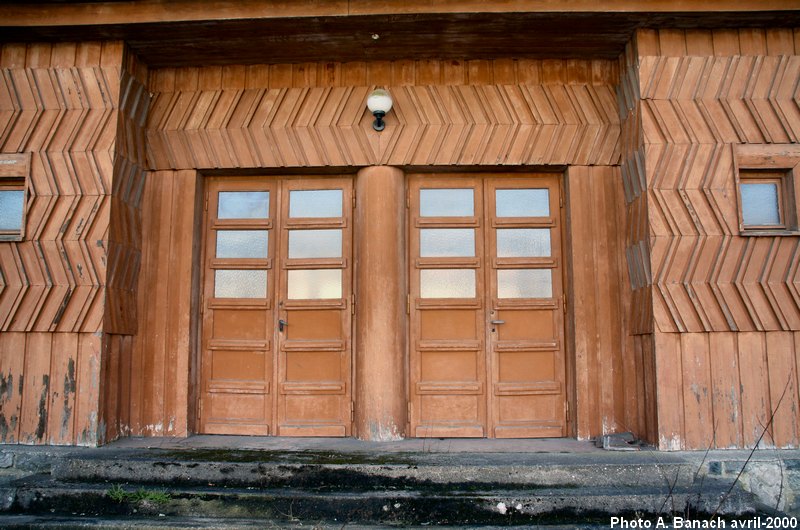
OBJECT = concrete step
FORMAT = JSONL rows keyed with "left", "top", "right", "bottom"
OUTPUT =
{"left": 51, "top": 449, "right": 705, "bottom": 490}
{"left": 6, "top": 472, "right": 757, "bottom": 526}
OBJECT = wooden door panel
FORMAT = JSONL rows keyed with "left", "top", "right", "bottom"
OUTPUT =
{"left": 409, "top": 173, "right": 566, "bottom": 439}
{"left": 276, "top": 177, "right": 352, "bottom": 436}
{"left": 487, "top": 176, "right": 566, "bottom": 438}
{"left": 200, "top": 176, "right": 352, "bottom": 437}
{"left": 409, "top": 175, "right": 487, "bottom": 437}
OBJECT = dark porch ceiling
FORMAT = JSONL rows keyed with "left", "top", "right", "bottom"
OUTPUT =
{"left": 2, "top": 5, "right": 800, "bottom": 66}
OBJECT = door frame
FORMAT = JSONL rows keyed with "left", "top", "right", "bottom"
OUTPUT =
{"left": 405, "top": 171, "right": 574, "bottom": 438}
{"left": 195, "top": 174, "right": 356, "bottom": 437}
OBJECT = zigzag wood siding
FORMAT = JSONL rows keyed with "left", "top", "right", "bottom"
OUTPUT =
{"left": 0, "top": 42, "right": 149, "bottom": 445}
{"left": 634, "top": 28, "right": 800, "bottom": 450}
{"left": 129, "top": 59, "right": 640, "bottom": 441}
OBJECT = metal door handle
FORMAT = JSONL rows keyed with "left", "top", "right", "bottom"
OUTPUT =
{"left": 279, "top": 319, "right": 288, "bottom": 332}
{"left": 490, "top": 320, "right": 505, "bottom": 325}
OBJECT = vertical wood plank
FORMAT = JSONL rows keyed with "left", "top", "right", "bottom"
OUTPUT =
{"left": 268, "top": 64, "right": 293, "bottom": 88}
{"left": 680, "top": 333, "right": 714, "bottom": 449}
{"left": 0, "top": 332, "right": 26, "bottom": 443}
{"left": 658, "top": 29, "right": 687, "bottom": 56}
{"left": 442, "top": 59, "right": 466, "bottom": 85}
{"left": 766, "top": 332, "right": 798, "bottom": 447}
{"left": 685, "top": 30, "right": 714, "bottom": 56}
{"left": 316, "top": 62, "right": 339, "bottom": 87}
{"left": 738, "top": 332, "right": 772, "bottom": 447}
{"left": 26, "top": 43, "right": 52, "bottom": 67}
{"left": 47, "top": 333, "right": 78, "bottom": 445}
{"left": 366, "top": 61, "right": 391, "bottom": 86}
{"left": 655, "top": 332, "right": 685, "bottom": 450}
{"left": 246, "top": 65, "right": 270, "bottom": 89}
{"left": 74, "top": 333, "right": 101, "bottom": 445}
{"left": 766, "top": 28, "right": 796, "bottom": 56}
{"left": 341, "top": 62, "right": 366, "bottom": 86}
{"left": 163, "top": 170, "right": 198, "bottom": 436}
{"left": 712, "top": 29, "right": 741, "bottom": 56}
{"left": 1, "top": 43, "right": 28, "bottom": 67}
{"left": 709, "top": 332, "right": 743, "bottom": 448}
{"left": 566, "top": 166, "right": 600, "bottom": 439}
{"left": 390, "top": 60, "right": 415, "bottom": 86}
{"left": 541, "top": 60, "right": 565, "bottom": 84}
{"left": 468, "top": 60, "right": 494, "bottom": 85}
{"left": 492, "top": 59, "right": 516, "bottom": 84}
{"left": 50, "top": 43, "right": 77, "bottom": 67}
{"left": 20, "top": 333, "right": 52, "bottom": 443}
{"left": 738, "top": 29, "right": 768, "bottom": 55}
{"left": 415, "top": 60, "right": 441, "bottom": 85}
{"left": 636, "top": 29, "right": 660, "bottom": 57}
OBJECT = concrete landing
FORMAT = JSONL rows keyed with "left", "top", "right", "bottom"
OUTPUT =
{"left": 0, "top": 437, "right": 798, "bottom": 528}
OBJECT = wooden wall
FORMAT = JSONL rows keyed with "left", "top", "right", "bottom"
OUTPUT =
{"left": 127, "top": 58, "right": 637, "bottom": 441}
{"left": 0, "top": 41, "right": 149, "bottom": 445}
{"left": 634, "top": 28, "right": 800, "bottom": 449}
{"left": 145, "top": 59, "right": 620, "bottom": 170}
{"left": 566, "top": 166, "right": 643, "bottom": 441}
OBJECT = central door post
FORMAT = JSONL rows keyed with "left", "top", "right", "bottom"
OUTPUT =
{"left": 354, "top": 166, "right": 407, "bottom": 440}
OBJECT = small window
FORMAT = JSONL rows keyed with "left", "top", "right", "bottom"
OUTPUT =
{"left": 0, "top": 178, "right": 26, "bottom": 241}
{"left": 738, "top": 170, "right": 797, "bottom": 233}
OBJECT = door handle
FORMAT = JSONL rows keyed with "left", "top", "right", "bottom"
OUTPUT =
{"left": 279, "top": 319, "right": 288, "bottom": 332}
{"left": 490, "top": 320, "right": 505, "bottom": 325}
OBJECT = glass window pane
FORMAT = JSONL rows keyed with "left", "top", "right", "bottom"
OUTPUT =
{"left": 289, "top": 229, "right": 342, "bottom": 259}
{"left": 288, "top": 269, "right": 342, "bottom": 299}
{"left": 289, "top": 190, "right": 343, "bottom": 218}
{"left": 741, "top": 182, "right": 781, "bottom": 226}
{"left": 420, "top": 189, "right": 474, "bottom": 217}
{"left": 216, "top": 230, "right": 268, "bottom": 258}
{"left": 214, "top": 270, "right": 267, "bottom": 298}
{"left": 420, "top": 269, "right": 476, "bottom": 298}
{"left": 496, "top": 189, "right": 549, "bottom": 217}
{"left": 498, "top": 269, "right": 552, "bottom": 298}
{"left": 218, "top": 191, "right": 269, "bottom": 219}
{"left": 0, "top": 190, "right": 24, "bottom": 231}
{"left": 420, "top": 229, "right": 475, "bottom": 257}
{"left": 496, "top": 229, "right": 551, "bottom": 258}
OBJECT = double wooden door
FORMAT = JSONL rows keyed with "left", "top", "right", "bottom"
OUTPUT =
{"left": 409, "top": 174, "right": 566, "bottom": 438}
{"left": 200, "top": 177, "right": 353, "bottom": 436}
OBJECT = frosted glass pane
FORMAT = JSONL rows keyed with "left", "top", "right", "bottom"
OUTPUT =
{"left": 420, "top": 269, "right": 476, "bottom": 298}
{"left": 214, "top": 270, "right": 267, "bottom": 298}
{"left": 498, "top": 269, "right": 552, "bottom": 298}
{"left": 289, "top": 230, "right": 342, "bottom": 258}
{"left": 216, "top": 230, "right": 268, "bottom": 258}
{"left": 288, "top": 269, "right": 342, "bottom": 299}
{"left": 218, "top": 191, "right": 269, "bottom": 219}
{"left": 420, "top": 229, "right": 475, "bottom": 257}
{"left": 420, "top": 189, "right": 474, "bottom": 217}
{"left": 496, "top": 229, "right": 551, "bottom": 258}
{"left": 289, "top": 190, "right": 342, "bottom": 218}
{"left": 741, "top": 183, "right": 781, "bottom": 226}
{"left": 0, "top": 190, "right": 24, "bottom": 231}
{"left": 496, "top": 189, "right": 549, "bottom": 217}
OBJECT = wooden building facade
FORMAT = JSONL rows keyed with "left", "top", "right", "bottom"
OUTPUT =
{"left": 1, "top": 1, "right": 799, "bottom": 450}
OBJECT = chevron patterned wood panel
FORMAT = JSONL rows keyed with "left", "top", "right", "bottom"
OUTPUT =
{"left": 0, "top": 42, "right": 148, "bottom": 445}
{"left": 633, "top": 29, "right": 800, "bottom": 334}
{"left": 0, "top": 42, "right": 149, "bottom": 335}
{"left": 145, "top": 60, "right": 622, "bottom": 171}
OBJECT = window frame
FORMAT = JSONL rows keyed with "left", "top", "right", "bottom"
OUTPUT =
{"left": 0, "top": 154, "right": 30, "bottom": 242}
{"left": 735, "top": 145, "right": 800, "bottom": 236}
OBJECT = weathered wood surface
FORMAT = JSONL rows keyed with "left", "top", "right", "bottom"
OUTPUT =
{"left": 3, "top": 3, "right": 800, "bottom": 67}
{"left": 0, "top": 41, "right": 148, "bottom": 445}
{"left": 633, "top": 29, "right": 800, "bottom": 450}
{"left": 0, "top": 42, "right": 150, "bottom": 335}
{"left": 567, "top": 166, "right": 639, "bottom": 441}
{"left": 146, "top": 59, "right": 621, "bottom": 170}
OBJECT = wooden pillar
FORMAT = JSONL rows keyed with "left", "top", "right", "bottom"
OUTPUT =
{"left": 354, "top": 166, "right": 407, "bottom": 441}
